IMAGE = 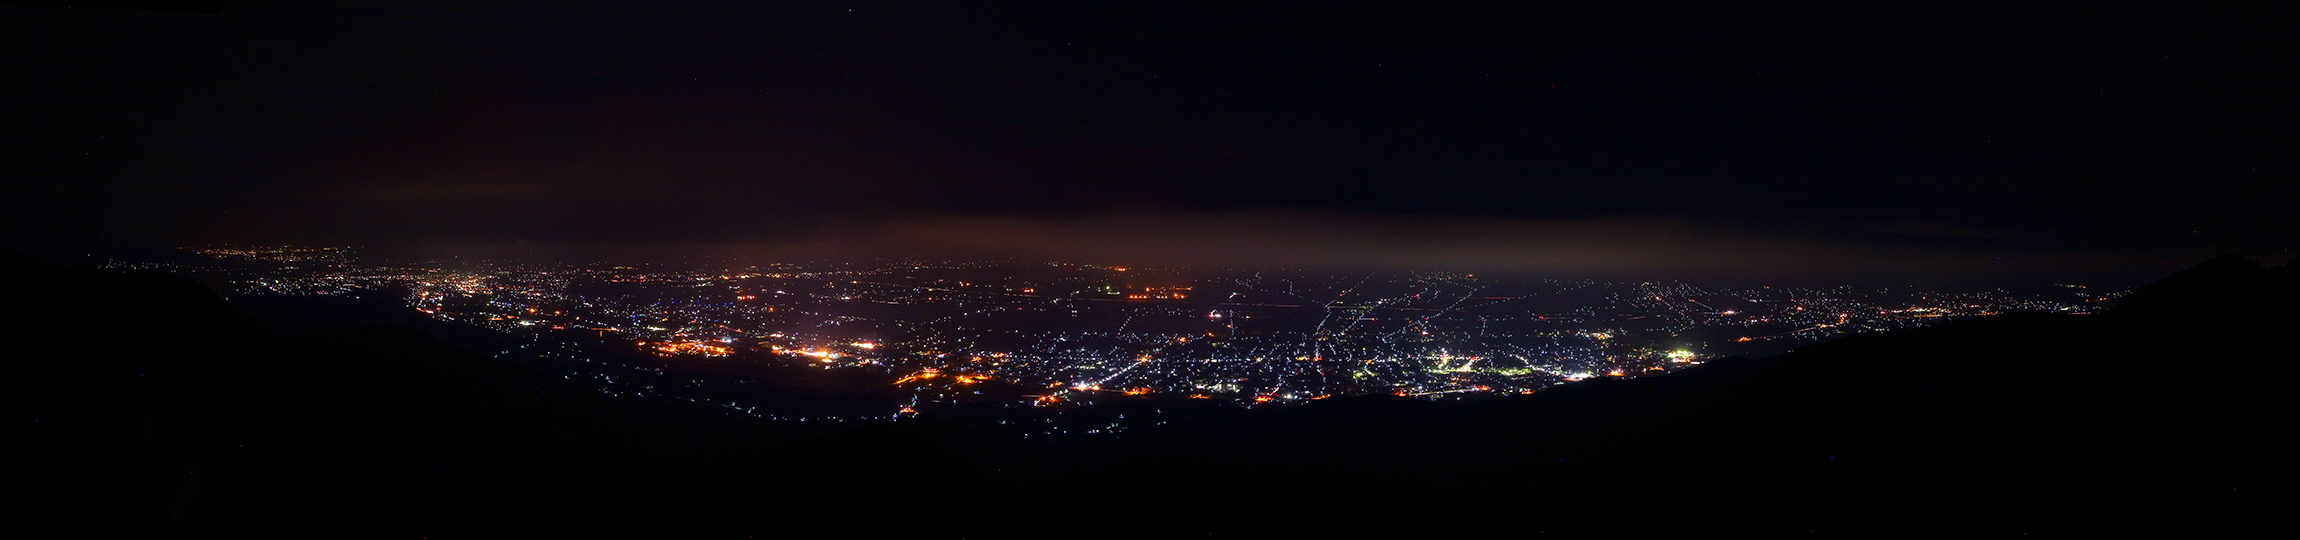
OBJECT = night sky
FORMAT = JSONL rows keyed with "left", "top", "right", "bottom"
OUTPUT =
{"left": 4, "top": 1, "right": 2289, "bottom": 282}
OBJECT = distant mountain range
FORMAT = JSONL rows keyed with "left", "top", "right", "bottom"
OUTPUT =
{"left": 5, "top": 248, "right": 2285, "bottom": 537}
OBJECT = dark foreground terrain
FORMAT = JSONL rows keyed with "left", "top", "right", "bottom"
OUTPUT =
{"left": 7, "top": 249, "right": 2285, "bottom": 538}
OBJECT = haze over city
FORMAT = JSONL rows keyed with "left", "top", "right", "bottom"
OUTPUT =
{"left": 5, "top": 2, "right": 2287, "bottom": 283}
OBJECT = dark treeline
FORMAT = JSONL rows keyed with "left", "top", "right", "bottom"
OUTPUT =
{"left": 6, "top": 249, "right": 2284, "bottom": 537}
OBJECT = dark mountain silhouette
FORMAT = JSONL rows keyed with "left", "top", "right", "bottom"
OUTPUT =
{"left": 3, "top": 248, "right": 2284, "bottom": 537}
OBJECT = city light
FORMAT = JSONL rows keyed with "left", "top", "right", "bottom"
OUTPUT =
{"left": 168, "top": 245, "right": 2109, "bottom": 423}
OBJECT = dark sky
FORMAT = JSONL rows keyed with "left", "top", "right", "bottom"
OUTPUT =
{"left": 4, "top": 1, "right": 2290, "bottom": 282}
